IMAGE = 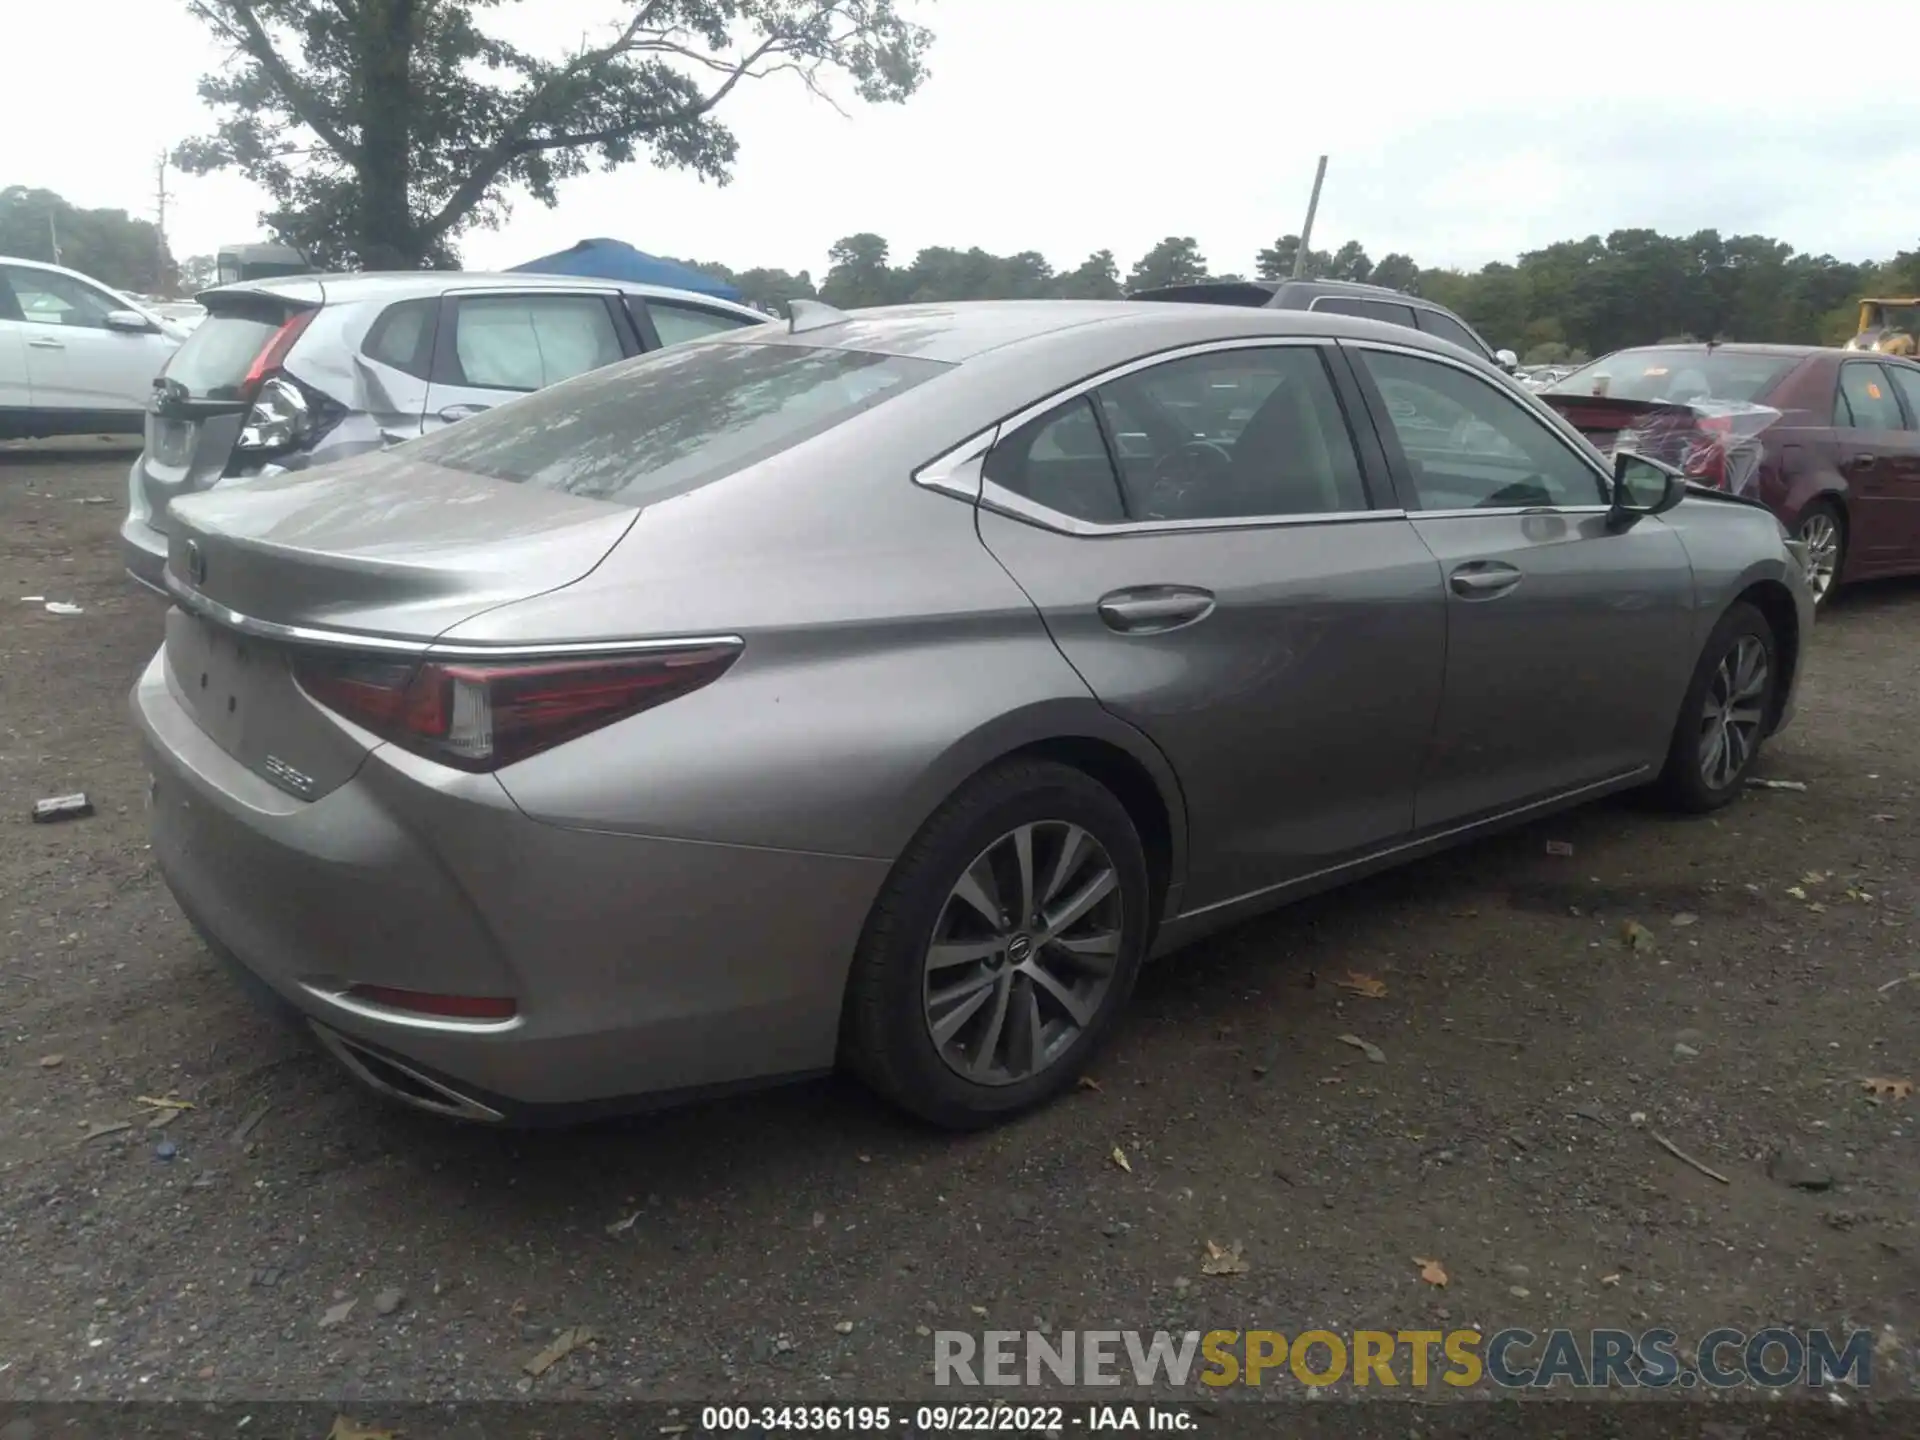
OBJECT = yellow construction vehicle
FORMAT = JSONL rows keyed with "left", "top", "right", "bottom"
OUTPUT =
{"left": 1846, "top": 296, "right": 1920, "bottom": 353}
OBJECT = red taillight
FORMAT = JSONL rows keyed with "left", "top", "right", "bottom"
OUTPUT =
{"left": 293, "top": 644, "right": 740, "bottom": 771}
{"left": 1682, "top": 415, "right": 1733, "bottom": 488}
{"left": 346, "top": 985, "right": 517, "bottom": 1021}
{"left": 241, "top": 308, "right": 318, "bottom": 395}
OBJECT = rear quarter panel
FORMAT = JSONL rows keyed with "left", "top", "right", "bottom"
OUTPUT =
{"left": 433, "top": 381, "right": 1190, "bottom": 869}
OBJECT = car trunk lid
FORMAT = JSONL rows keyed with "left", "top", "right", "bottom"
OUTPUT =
{"left": 135, "top": 284, "right": 325, "bottom": 541}
{"left": 1539, "top": 392, "right": 1781, "bottom": 498}
{"left": 162, "top": 447, "right": 641, "bottom": 799}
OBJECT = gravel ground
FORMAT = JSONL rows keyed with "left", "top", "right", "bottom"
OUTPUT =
{"left": 2, "top": 443, "right": 1917, "bottom": 1412}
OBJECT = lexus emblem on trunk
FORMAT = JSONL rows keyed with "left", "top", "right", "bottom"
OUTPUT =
{"left": 184, "top": 540, "right": 207, "bottom": 586}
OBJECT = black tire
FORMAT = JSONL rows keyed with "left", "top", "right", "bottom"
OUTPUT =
{"left": 1656, "top": 601, "right": 1779, "bottom": 813}
{"left": 1795, "top": 500, "right": 1846, "bottom": 609}
{"left": 843, "top": 759, "right": 1150, "bottom": 1129}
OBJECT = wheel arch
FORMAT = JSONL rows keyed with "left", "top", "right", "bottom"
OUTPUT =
{"left": 888, "top": 700, "right": 1189, "bottom": 935}
{"left": 1733, "top": 578, "right": 1800, "bottom": 733}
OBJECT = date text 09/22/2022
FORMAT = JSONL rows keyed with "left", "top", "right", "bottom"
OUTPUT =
{"left": 698, "top": 1405, "right": 1194, "bottom": 1432}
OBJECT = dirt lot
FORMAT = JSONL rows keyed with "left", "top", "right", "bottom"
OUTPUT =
{"left": 2, "top": 442, "right": 1918, "bottom": 1410}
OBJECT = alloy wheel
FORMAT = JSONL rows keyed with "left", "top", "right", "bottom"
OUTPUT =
{"left": 922, "top": 821, "right": 1124, "bottom": 1086}
{"left": 1798, "top": 512, "right": 1840, "bottom": 601}
{"left": 1698, "top": 634, "right": 1770, "bottom": 790}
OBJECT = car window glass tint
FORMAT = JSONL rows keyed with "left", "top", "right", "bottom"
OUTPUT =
{"left": 1838, "top": 362, "right": 1905, "bottom": 430}
{"left": 1414, "top": 308, "right": 1486, "bottom": 357}
{"left": 364, "top": 299, "right": 435, "bottom": 378}
{"left": 649, "top": 301, "right": 757, "bottom": 347}
{"left": 5, "top": 267, "right": 117, "bottom": 329}
{"left": 407, "top": 340, "right": 945, "bottom": 508}
{"left": 985, "top": 396, "right": 1126, "bottom": 523}
{"left": 1885, "top": 364, "right": 1920, "bottom": 429}
{"left": 1089, "top": 347, "right": 1368, "bottom": 521}
{"left": 1360, "top": 349, "right": 1605, "bottom": 510}
{"left": 453, "top": 295, "right": 624, "bottom": 391}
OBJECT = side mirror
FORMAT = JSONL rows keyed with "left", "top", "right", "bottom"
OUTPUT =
{"left": 1494, "top": 348, "right": 1520, "bottom": 373}
{"left": 1608, "top": 450, "right": 1686, "bottom": 529}
{"left": 103, "top": 309, "right": 158, "bottom": 335}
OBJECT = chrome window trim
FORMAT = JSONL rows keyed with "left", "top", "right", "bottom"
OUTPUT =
{"left": 913, "top": 335, "right": 1398, "bottom": 538}
{"left": 164, "top": 570, "right": 743, "bottom": 659}
{"left": 1341, "top": 336, "right": 1617, "bottom": 507}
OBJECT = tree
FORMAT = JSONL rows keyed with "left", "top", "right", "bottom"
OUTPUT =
{"left": 174, "top": 0, "right": 934, "bottom": 270}
{"left": 1054, "top": 250, "right": 1121, "bottom": 299}
{"left": 1369, "top": 252, "right": 1419, "bottom": 292}
{"left": 1127, "top": 237, "right": 1207, "bottom": 293}
{"left": 819, "top": 232, "right": 898, "bottom": 307}
{"left": 0, "top": 187, "right": 174, "bottom": 293}
{"left": 178, "top": 253, "right": 219, "bottom": 291}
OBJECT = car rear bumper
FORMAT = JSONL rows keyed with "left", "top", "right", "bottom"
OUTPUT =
{"left": 122, "top": 514, "right": 169, "bottom": 594}
{"left": 132, "top": 647, "right": 889, "bottom": 1119}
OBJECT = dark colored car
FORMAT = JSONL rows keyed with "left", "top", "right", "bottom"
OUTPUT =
{"left": 1130, "top": 278, "right": 1519, "bottom": 373}
{"left": 1538, "top": 345, "right": 1920, "bottom": 605}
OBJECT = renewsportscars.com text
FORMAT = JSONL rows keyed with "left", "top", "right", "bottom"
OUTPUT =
{"left": 933, "top": 1327, "right": 1874, "bottom": 1391}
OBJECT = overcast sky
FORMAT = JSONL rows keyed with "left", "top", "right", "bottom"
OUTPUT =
{"left": 3, "top": 0, "right": 1915, "bottom": 280}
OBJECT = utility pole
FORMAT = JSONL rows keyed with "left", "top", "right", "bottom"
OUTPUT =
{"left": 155, "top": 153, "right": 173, "bottom": 295}
{"left": 47, "top": 209, "right": 61, "bottom": 266}
{"left": 1291, "top": 155, "right": 1329, "bottom": 280}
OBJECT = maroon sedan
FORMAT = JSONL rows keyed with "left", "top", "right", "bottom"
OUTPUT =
{"left": 1539, "top": 345, "right": 1920, "bottom": 604}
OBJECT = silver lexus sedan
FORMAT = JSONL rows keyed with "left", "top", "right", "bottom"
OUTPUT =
{"left": 134, "top": 300, "right": 1814, "bottom": 1129}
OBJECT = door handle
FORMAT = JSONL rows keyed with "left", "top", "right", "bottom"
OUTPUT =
{"left": 1846, "top": 453, "right": 1877, "bottom": 473}
{"left": 438, "top": 404, "right": 490, "bottom": 422}
{"left": 27, "top": 337, "right": 64, "bottom": 350}
{"left": 1097, "top": 586, "right": 1216, "bottom": 634}
{"left": 1449, "top": 562, "right": 1523, "bottom": 599}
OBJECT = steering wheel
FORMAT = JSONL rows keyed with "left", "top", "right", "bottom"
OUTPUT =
{"left": 1143, "top": 440, "right": 1234, "bottom": 518}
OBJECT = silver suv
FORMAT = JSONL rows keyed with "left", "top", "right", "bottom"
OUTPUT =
{"left": 121, "top": 271, "right": 766, "bottom": 592}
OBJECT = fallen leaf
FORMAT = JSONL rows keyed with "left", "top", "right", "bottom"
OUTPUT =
{"left": 1076, "top": 1075, "right": 1102, "bottom": 1093}
{"left": 523, "top": 1325, "right": 595, "bottom": 1377}
{"left": 1861, "top": 1077, "right": 1914, "bottom": 1102}
{"left": 1620, "top": 919, "right": 1656, "bottom": 952}
{"left": 1846, "top": 888, "right": 1875, "bottom": 904}
{"left": 1200, "top": 1240, "right": 1249, "bottom": 1277}
{"left": 1600, "top": 1273, "right": 1621, "bottom": 1287}
{"left": 79, "top": 1121, "right": 132, "bottom": 1143}
{"left": 38, "top": 1054, "right": 63, "bottom": 1068}
{"left": 1414, "top": 1257, "right": 1448, "bottom": 1287}
{"left": 1746, "top": 777, "right": 1808, "bottom": 792}
{"left": 1807, "top": 902, "right": 1828, "bottom": 915}
{"left": 606, "top": 1211, "right": 641, "bottom": 1236}
{"left": 1110, "top": 1146, "right": 1132, "bottom": 1174}
{"left": 1335, "top": 972, "right": 1388, "bottom": 999}
{"left": 970, "top": 1305, "right": 988, "bottom": 1317}
{"left": 319, "top": 1299, "right": 357, "bottom": 1329}
{"left": 1544, "top": 840, "right": 1574, "bottom": 857}
{"left": 1785, "top": 886, "right": 1808, "bottom": 901}
{"left": 1336, "top": 1034, "right": 1385, "bottom": 1064}
{"left": 1670, "top": 913, "right": 1699, "bottom": 928}
{"left": 134, "top": 1095, "right": 193, "bottom": 1111}
{"left": 1801, "top": 871, "right": 1833, "bottom": 887}
{"left": 326, "top": 1420, "right": 398, "bottom": 1440}
{"left": 146, "top": 1109, "right": 181, "bottom": 1131}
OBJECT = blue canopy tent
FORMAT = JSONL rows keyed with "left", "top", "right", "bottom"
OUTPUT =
{"left": 508, "top": 238, "right": 742, "bottom": 302}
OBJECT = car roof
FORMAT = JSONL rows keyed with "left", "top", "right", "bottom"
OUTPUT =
{"left": 740, "top": 298, "right": 1480, "bottom": 366}
{"left": 199, "top": 269, "right": 766, "bottom": 318}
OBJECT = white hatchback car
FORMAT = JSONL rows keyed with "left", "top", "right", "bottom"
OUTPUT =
{"left": 0, "top": 257, "right": 189, "bottom": 441}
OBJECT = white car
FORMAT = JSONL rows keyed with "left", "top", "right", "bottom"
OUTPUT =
{"left": 0, "top": 257, "right": 190, "bottom": 442}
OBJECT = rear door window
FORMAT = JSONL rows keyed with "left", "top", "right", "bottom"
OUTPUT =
{"left": 640, "top": 298, "right": 759, "bottom": 348}
{"left": 1836, "top": 361, "right": 1905, "bottom": 430}
{"left": 1885, "top": 363, "right": 1920, "bottom": 428}
{"left": 1311, "top": 295, "right": 1420, "bottom": 331}
{"left": 444, "top": 294, "right": 625, "bottom": 392}
{"left": 1413, "top": 307, "right": 1490, "bottom": 359}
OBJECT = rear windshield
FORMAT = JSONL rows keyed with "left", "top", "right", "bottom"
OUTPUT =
{"left": 405, "top": 339, "right": 948, "bottom": 507}
{"left": 161, "top": 310, "right": 284, "bottom": 399}
{"left": 1544, "top": 349, "right": 1795, "bottom": 404}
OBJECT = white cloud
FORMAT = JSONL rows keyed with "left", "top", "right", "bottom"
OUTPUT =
{"left": 2, "top": 0, "right": 1913, "bottom": 281}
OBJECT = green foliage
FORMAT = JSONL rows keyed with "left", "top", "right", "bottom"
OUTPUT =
{"left": 174, "top": 0, "right": 933, "bottom": 270}
{"left": 0, "top": 187, "right": 175, "bottom": 294}
{"left": 762, "top": 228, "right": 1920, "bottom": 355}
